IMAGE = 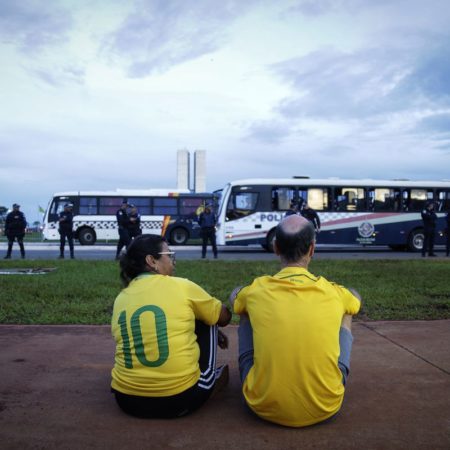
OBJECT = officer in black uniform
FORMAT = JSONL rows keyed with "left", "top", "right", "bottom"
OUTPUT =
{"left": 128, "top": 205, "right": 142, "bottom": 239}
{"left": 421, "top": 201, "right": 437, "bottom": 257}
{"left": 4, "top": 203, "right": 27, "bottom": 259}
{"left": 301, "top": 203, "right": 321, "bottom": 233}
{"left": 58, "top": 203, "right": 75, "bottom": 259}
{"left": 198, "top": 205, "right": 218, "bottom": 259}
{"left": 285, "top": 200, "right": 300, "bottom": 217}
{"left": 116, "top": 200, "right": 131, "bottom": 260}
{"left": 445, "top": 209, "right": 449, "bottom": 257}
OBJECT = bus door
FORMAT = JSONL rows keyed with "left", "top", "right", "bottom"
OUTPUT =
{"left": 48, "top": 196, "right": 76, "bottom": 222}
{"left": 224, "top": 186, "right": 263, "bottom": 244}
{"left": 45, "top": 196, "right": 76, "bottom": 239}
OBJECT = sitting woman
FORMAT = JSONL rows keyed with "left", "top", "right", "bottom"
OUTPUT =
{"left": 111, "top": 234, "right": 231, "bottom": 418}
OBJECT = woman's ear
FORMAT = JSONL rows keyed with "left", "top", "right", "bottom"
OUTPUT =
{"left": 145, "top": 255, "right": 158, "bottom": 272}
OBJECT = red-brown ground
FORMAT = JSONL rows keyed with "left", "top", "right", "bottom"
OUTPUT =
{"left": 0, "top": 321, "right": 449, "bottom": 450}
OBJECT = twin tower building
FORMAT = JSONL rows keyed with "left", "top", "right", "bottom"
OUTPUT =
{"left": 177, "top": 150, "right": 206, "bottom": 193}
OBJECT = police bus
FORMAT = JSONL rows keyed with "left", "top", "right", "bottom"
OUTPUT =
{"left": 215, "top": 178, "right": 450, "bottom": 251}
{"left": 42, "top": 189, "right": 215, "bottom": 245}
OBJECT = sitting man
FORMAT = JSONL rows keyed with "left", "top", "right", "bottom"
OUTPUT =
{"left": 230, "top": 214, "right": 361, "bottom": 427}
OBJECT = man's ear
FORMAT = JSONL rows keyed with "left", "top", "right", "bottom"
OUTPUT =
{"left": 273, "top": 238, "right": 281, "bottom": 255}
{"left": 309, "top": 241, "right": 315, "bottom": 258}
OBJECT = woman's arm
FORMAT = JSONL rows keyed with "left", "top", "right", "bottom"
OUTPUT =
{"left": 217, "top": 304, "right": 232, "bottom": 327}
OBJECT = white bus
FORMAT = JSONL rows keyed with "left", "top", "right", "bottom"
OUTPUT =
{"left": 42, "top": 189, "right": 215, "bottom": 245}
{"left": 215, "top": 178, "right": 450, "bottom": 251}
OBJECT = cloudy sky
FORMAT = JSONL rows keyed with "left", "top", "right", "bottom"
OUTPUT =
{"left": 1, "top": 0, "right": 449, "bottom": 223}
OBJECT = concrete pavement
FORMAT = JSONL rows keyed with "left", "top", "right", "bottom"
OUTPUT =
{"left": 0, "top": 321, "right": 449, "bottom": 449}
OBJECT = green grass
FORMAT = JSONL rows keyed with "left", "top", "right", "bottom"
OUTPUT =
{"left": 0, "top": 259, "right": 448, "bottom": 324}
{"left": 0, "top": 232, "right": 43, "bottom": 243}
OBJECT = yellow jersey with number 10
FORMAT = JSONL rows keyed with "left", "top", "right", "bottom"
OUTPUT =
{"left": 111, "top": 274, "right": 222, "bottom": 397}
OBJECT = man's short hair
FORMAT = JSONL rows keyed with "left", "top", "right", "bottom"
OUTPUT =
{"left": 275, "top": 218, "right": 315, "bottom": 262}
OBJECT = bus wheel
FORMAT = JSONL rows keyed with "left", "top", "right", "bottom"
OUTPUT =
{"left": 266, "top": 229, "right": 276, "bottom": 253}
{"left": 78, "top": 227, "right": 96, "bottom": 246}
{"left": 407, "top": 229, "right": 424, "bottom": 252}
{"left": 169, "top": 227, "right": 189, "bottom": 245}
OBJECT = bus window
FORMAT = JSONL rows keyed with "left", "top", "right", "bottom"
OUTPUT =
{"left": 272, "top": 187, "right": 295, "bottom": 211}
{"left": 226, "top": 191, "right": 259, "bottom": 221}
{"left": 368, "top": 188, "right": 401, "bottom": 211}
{"left": 404, "top": 189, "right": 433, "bottom": 211}
{"left": 298, "top": 189, "right": 307, "bottom": 206}
{"left": 50, "top": 197, "right": 72, "bottom": 219}
{"left": 99, "top": 197, "right": 122, "bottom": 215}
{"left": 79, "top": 197, "right": 98, "bottom": 215}
{"left": 128, "top": 197, "right": 151, "bottom": 215}
{"left": 154, "top": 197, "right": 177, "bottom": 215}
{"left": 437, "top": 190, "right": 450, "bottom": 211}
{"left": 334, "top": 188, "right": 365, "bottom": 211}
{"left": 179, "top": 197, "right": 207, "bottom": 216}
{"left": 307, "top": 188, "right": 330, "bottom": 211}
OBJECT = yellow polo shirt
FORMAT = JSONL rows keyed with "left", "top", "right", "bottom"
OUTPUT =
{"left": 111, "top": 274, "right": 222, "bottom": 397}
{"left": 234, "top": 266, "right": 361, "bottom": 427}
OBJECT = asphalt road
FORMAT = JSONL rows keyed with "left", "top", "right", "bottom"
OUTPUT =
{"left": 1, "top": 242, "right": 447, "bottom": 260}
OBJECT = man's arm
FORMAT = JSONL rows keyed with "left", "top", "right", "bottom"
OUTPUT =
{"left": 315, "top": 211, "right": 321, "bottom": 229}
{"left": 348, "top": 288, "right": 362, "bottom": 303}
{"left": 228, "top": 286, "right": 243, "bottom": 311}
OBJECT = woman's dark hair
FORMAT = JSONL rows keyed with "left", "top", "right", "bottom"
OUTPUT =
{"left": 119, "top": 234, "right": 166, "bottom": 286}
{"left": 275, "top": 220, "right": 315, "bottom": 262}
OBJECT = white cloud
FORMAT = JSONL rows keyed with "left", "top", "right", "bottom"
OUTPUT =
{"left": 103, "top": 0, "right": 258, "bottom": 77}
{"left": 0, "top": 0, "right": 73, "bottom": 52}
{"left": 0, "top": 0, "right": 450, "bottom": 223}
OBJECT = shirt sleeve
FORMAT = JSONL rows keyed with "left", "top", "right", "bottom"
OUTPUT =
{"left": 336, "top": 284, "right": 361, "bottom": 315}
{"left": 181, "top": 279, "right": 222, "bottom": 325}
{"left": 233, "top": 285, "right": 250, "bottom": 315}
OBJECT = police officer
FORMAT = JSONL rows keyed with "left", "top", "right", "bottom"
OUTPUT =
{"left": 301, "top": 202, "right": 321, "bottom": 233}
{"left": 421, "top": 201, "right": 437, "bottom": 257}
{"left": 115, "top": 200, "right": 131, "bottom": 260}
{"left": 198, "top": 205, "right": 218, "bottom": 259}
{"left": 445, "top": 209, "right": 449, "bottom": 257}
{"left": 58, "top": 203, "right": 75, "bottom": 259}
{"left": 4, "top": 203, "right": 27, "bottom": 259}
{"left": 285, "top": 200, "right": 300, "bottom": 217}
{"left": 128, "top": 205, "right": 142, "bottom": 239}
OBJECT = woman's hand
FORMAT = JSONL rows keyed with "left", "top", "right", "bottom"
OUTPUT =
{"left": 218, "top": 330, "right": 228, "bottom": 349}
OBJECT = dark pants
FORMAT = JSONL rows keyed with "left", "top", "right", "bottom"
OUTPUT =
{"left": 6, "top": 235, "right": 25, "bottom": 258}
{"left": 422, "top": 227, "right": 435, "bottom": 256}
{"left": 113, "top": 321, "right": 218, "bottom": 418}
{"left": 116, "top": 229, "right": 131, "bottom": 257}
{"left": 446, "top": 228, "right": 449, "bottom": 256}
{"left": 201, "top": 227, "right": 217, "bottom": 258}
{"left": 59, "top": 230, "right": 74, "bottom": 257}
